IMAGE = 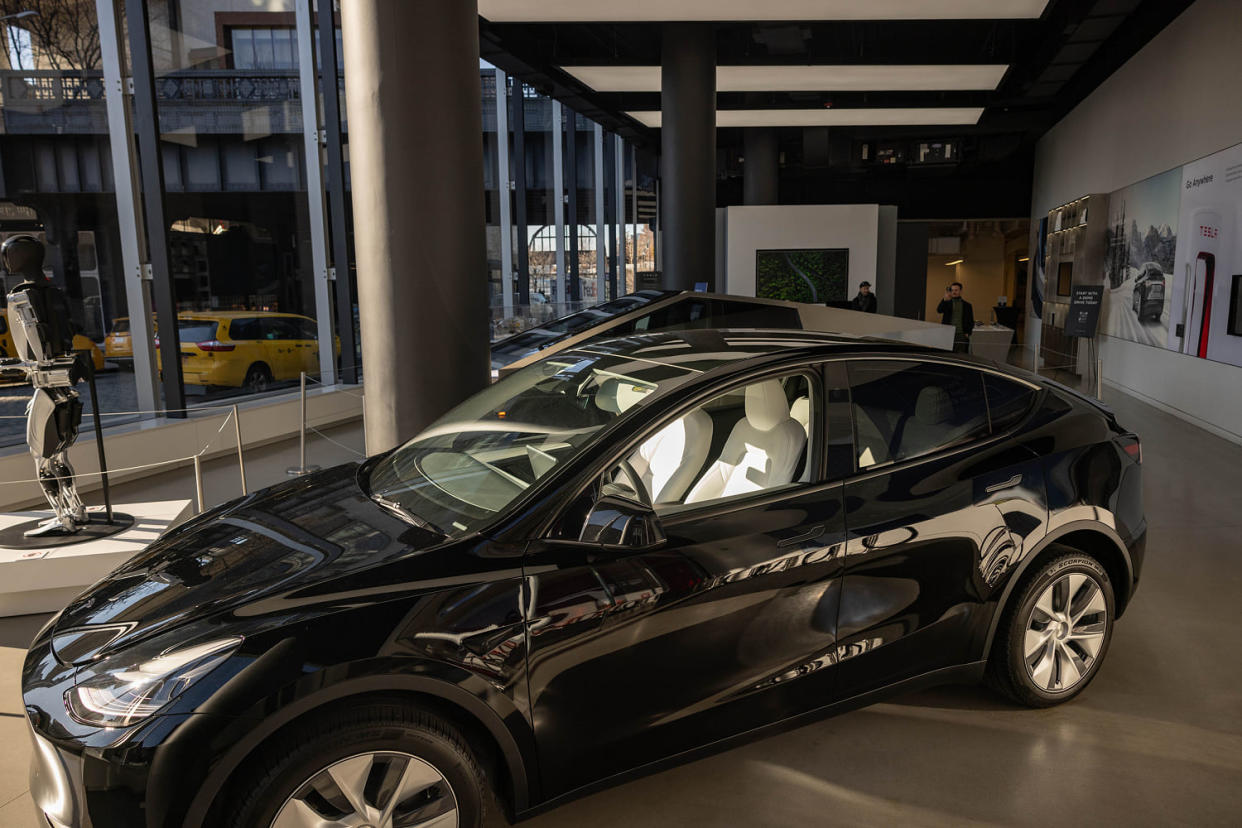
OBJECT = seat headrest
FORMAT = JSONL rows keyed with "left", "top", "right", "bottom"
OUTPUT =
{"left": 595, "top": 377, "right": 650, "bottom": 414}
{"left": 914, "top": 386, "right": 953, "bottom": 425}
{"left": 745, "top": 380, "right": 791, "bottom": 431}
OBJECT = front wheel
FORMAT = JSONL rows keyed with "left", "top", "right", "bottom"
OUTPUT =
{"left": 988, "top": 550, "right": 1114, "bottom": 707}
{"left": 224, "top": 703, "right": 488, "bottom": 828}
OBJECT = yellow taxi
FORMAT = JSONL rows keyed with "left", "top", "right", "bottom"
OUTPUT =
{"left": 104, "top": 316, "right": 157, "bottom": 367}
{"left": 0, "top": 307, "right": 105, "bottom": 374}
{"left": 168, "top": 311, "right": 337, "bottom": 392}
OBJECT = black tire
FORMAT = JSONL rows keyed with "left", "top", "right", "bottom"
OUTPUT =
{"left": 243, "top": 362, "right": 273, "bottom": 394}
{"left": 987, "top": 549, "right": 1115, "bottom": 708}
{"left": 223, "top": 702, "right": 488, "bottom": 828}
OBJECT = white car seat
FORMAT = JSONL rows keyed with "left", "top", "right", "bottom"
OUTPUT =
{"left": 790, "top": 395, "right": 810, "bottom": 438}
{"left": 596, "top": 377, "right": 713, "bottom": 503}
{"left": 628, "top": 409, "right": 713, "bottom": 503}
{"left": 897, "top": 386, "right": 955, "bottom": 459}
{"left": 685, "top": 380, "right": 807, "bottom": 504}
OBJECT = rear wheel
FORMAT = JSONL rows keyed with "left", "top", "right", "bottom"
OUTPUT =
{"left": 244, "top": 363, "right": 273, "bottom": 394}
{"left": 988, "top": 549, "right": 1114, "bottom": 707}
{"left": 225, "top": 703, "right": 487, "bottom": 828}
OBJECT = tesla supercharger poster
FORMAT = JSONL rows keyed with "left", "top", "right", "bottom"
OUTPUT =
{"left": 1095, "top": 140, "right": 1242, "bottom": 370}
{"left": 1169, "top": 142, "right": 1242, "bottom": 367}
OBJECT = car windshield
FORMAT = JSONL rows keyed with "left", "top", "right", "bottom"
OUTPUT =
{"left": 365, "top": 348, "right": 695, "bottom": 538}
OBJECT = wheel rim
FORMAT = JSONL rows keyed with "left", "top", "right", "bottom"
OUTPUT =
{"left": 247, "top": 368, "right": 270, "bottom": 393}
{"left": 271, "top": 751, "right": 458, "bottom": 828}
{"left": 1024, "top": 572, "right": 1108, "bottom": 692}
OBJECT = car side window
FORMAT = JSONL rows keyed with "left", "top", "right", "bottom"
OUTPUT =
{"left": 848, "top": 360, "right": 989, "bottom": 469}
{"left": 614, "top": 373, "right": 816, "bottom": 512}
{"left": 229, "top": 317, "right": 260, "bottom": 340}
{"left": 984, "top": 374, "right": 1039, "bottom": 434}
{"left": 297, "top": 318, "right": 319, "bottom": 341}
{"left": 262, "top": 318, "right": 298, "bottom": 340}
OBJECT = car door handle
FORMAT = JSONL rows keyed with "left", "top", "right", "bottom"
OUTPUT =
{"left": 776, "top": 524, "right": 826, "bottom": 548}
{"left": 985, "top": 474, "right": 1023, "bottom": 493}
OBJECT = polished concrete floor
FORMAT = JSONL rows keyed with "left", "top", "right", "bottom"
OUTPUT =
{"left": 1, "top": 388, "right": 1239, "bottom": 826}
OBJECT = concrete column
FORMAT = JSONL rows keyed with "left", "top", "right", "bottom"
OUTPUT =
{"left": 660, "top": 23, "right": 715, "bottom": 291}
{"left": 743, "top": 128, "right": 779, "bottom": 206}
{"left": 342, "top": 0, "right": 489, "bottom": 454}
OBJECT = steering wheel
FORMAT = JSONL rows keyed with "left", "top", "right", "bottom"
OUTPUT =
{"left": 608, "top": 457, "right": 653, "bottom": 508}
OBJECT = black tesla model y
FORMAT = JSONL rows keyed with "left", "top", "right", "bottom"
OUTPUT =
{"left": 23, "top": 330, "right": 1145, "bottom": 828}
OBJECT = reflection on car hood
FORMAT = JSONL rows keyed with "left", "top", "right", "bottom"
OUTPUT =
{"left": 50, "top": 463, "right": 445, "bottom": 656}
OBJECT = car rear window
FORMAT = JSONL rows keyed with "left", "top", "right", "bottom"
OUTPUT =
{"left": 112, "top": 319, "right": 129, "bottom": 334}
{"left": 848, "top": 360, "right": 989, "bottom": 469}
{"left": 984, "top": 374, "right": 1039, "bottom": 434}
{"left": 178, "top": 321, "right": 218, "bottom": 343}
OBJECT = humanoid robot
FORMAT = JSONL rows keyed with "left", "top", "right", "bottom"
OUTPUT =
{"left": 2, "top": 235, "right": 88, "bottom": 536}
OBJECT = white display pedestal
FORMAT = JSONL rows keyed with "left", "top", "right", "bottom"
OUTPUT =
{"left": 0, "top": 500, "right": 193, "bottom": 617}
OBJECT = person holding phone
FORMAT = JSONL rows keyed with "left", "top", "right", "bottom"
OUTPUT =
{"left": 937, "top": 281, "right": 974, "bottom": 353}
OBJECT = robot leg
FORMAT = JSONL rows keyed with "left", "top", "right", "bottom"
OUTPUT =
{"left": 24, "top": 387, "right": 86, "bottom": 536}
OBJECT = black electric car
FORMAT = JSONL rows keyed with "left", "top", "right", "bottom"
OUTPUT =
{"left": 23, "top": 329, "right": 1146, "bottom": 828}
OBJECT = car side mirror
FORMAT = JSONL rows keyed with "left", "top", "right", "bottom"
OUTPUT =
{"left": 578, "top": 482, "right": 667, "bottom": 550}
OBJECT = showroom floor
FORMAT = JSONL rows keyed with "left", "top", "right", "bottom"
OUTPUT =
{"left": 0, "top": 387, "right": 1239, "bottom": 826}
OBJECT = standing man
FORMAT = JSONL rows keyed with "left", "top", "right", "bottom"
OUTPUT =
{"left": 937, "top": 281, "right": 975, "bottom": 353}
{"left": 850, "top": 281, "right": 878, "bottom": 313}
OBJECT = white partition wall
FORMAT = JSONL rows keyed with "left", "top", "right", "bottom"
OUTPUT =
{"left": 720, "top": 204, "right": 886, "bottom": 298}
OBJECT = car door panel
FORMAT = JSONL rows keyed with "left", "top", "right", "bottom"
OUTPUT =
{"left": 834, "top": 360, "right": 1045, "bottom": 697}
{"left": 524, "top": 483, "right": 846, "bottom": 799}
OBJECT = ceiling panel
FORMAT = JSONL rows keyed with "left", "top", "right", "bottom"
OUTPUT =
{"left": 562, "top": 64, "right": 1009, "bottom": 92}
{"left": 628, "top": 108, "right": 985, "bottom": 127}
{"left": 479, "top": 1, "right": 1051, "bottom": 23}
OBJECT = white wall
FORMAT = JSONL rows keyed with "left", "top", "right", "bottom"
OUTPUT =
{"left": 1028, "top": 0, "right": 1242, "bottom": 444}
{"left": 721, "top": 204, "right": 881, "bottom": 297}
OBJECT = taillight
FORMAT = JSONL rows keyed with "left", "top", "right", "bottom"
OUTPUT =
{"left": 196, "top": 340, "right": 235, "bottom": 352}
{"left": 1118, "top": 435, "right": 1141, "bottom": 464}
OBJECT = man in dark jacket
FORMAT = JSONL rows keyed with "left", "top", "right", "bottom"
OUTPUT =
{"left": 850, "top": 281, "right": 878, "bottom": 313}
{"left": 937, "top": 281, "right": 974, "bottom": 352}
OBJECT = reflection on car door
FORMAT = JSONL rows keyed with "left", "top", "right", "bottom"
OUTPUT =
{"left": 835, "top": 359, "right": 1044, "bottom": 697}
{"left": 522, "top": 370, "right": 848, "bottom": 799}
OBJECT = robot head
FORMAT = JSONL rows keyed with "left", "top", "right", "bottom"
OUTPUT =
{"left": 1, "top": 234, "right": 46, "bottom": 280}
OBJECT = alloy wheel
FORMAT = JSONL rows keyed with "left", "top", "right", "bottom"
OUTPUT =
{"left": 1024, "top": 572, "right": 1108, "bottom": 692}
{"left": 271, "top": 751, "right": 458, "bottom": 828}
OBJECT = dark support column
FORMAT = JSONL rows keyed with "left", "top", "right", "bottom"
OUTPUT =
{"left": 566, "top": 115, "right": 580, "bottom": 301}
{"left": 342, "top": 0, "right": 488, "bottom": 454}
{"left": 743, "top": 128, "right": 779, "bottom": 206}
{"left": 317, "top": 0, "right": 359, "bottom": 383}
{"left": 660, "top": 23, "right": 716, "bottom": 291}
{"left": 512, "top": 82, "right": 530, "bottom": 307}
{"left": 604, "top": 135, "right": 617, "bottom": 299}
{"left": 125, "top": 0, "right": 185, "bottom": 416}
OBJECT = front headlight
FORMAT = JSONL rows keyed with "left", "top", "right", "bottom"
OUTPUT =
{"left": 65, "top": 636, "right": 242, "bottom": 727}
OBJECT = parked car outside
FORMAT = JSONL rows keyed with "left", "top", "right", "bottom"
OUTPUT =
{"left": 23, "top": 329, "right": 1145, "bottom": 828}
{"left": 156, "top": 311, "right": 339, "bottom": 393}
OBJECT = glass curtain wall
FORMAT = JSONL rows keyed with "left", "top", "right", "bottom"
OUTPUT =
{"left": 0, "top": 0, "right": 139, "bottom": 447}
{"left": 147, "top": 0, "right": 321, "bottom": 404}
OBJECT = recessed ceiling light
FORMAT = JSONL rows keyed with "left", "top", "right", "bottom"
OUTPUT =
{"left": 563, "top": 65, "right": 1008, "bottom": 93}
{"left": 480, "top": 1, "right": 1049, "bottom": 22}
{"left": 627, "top": 108, "right": 984, "bottom": 128}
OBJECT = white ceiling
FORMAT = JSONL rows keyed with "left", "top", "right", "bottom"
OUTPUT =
{"left": 627, "top": 108, "right": 985, "bottom": 128}
{"left": 479, "top": 1, "right": 1050, "bottom": 23}
{"left": 561, "top": 64, "right": 1009, "bottom": 92}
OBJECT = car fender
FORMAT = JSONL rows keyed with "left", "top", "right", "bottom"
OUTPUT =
{"left": 177, "top": 658, "right": 537, "bottom": 827}
{"left": 979, "top": 516, "right": 1133, "bottom": 659}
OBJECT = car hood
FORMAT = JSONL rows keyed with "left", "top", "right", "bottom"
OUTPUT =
{"left": 48, "top": 463, "right": 452, "bottom": 662}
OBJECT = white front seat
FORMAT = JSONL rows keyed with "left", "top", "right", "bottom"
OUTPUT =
{"left": 685, "top": 380, "right": 807, "bottom": 504}
{"left": 595, "top": 378, "right": 712, "bottom": 504}
{"left": 628, "top": 409, "right": 713, "bottom": 503}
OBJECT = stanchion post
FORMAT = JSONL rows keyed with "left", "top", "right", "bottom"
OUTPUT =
{"left": 85, "top": 357, "right": 114, "bottom": 524}
{"left": 232, "top": 404, "right": 247, "bottom": 495}
{"left": 1096, "top": 357, "right": 1104, "bottom": 400}
{"left": 193, "top": 453, "right": 204, "bottom": 513}
{"left": 286, "top": 371, "right": 320, "bottom": 477}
